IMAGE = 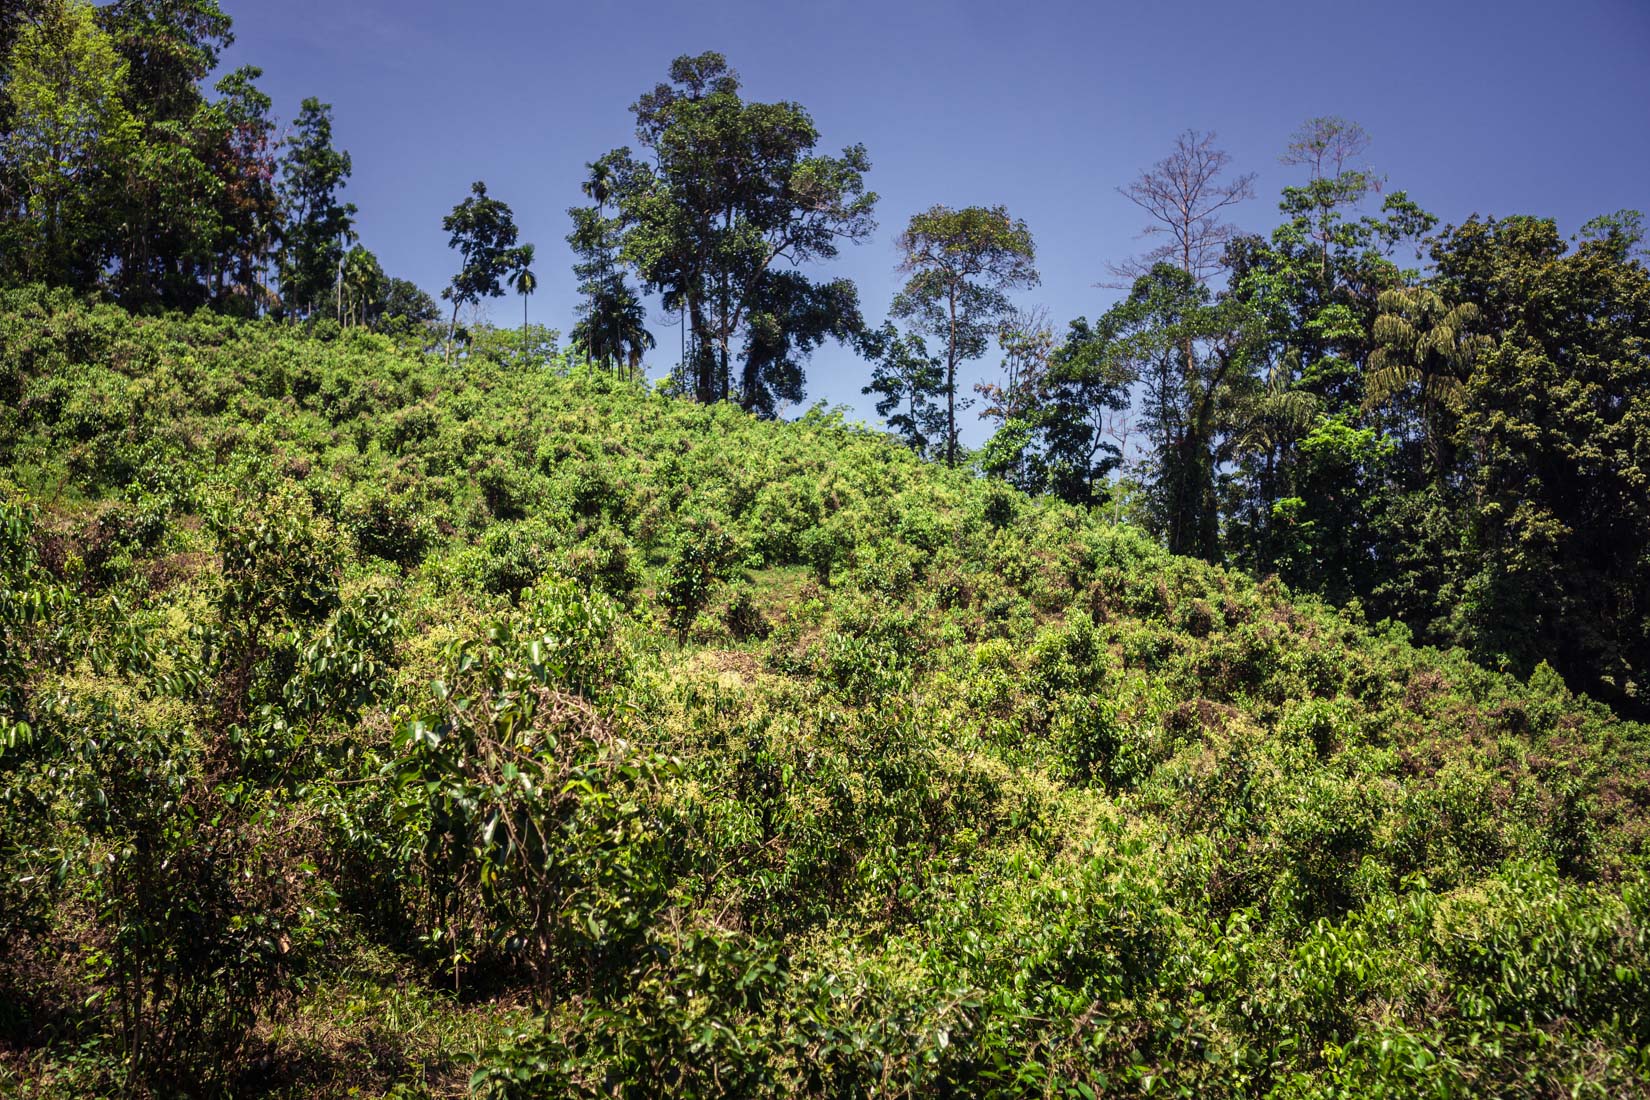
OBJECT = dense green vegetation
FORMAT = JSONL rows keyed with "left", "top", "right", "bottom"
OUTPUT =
{"left": 2, "top": 288, "right": 1648, "bottom": 1097}
{"left": 5, "top": 4, "right": 1647, "bottom": 718}
{"left": 4, "top": 3, "right": 1650, "bottom": 1094}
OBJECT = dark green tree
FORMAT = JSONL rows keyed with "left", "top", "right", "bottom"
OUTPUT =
{"left": 98, "top": 0, "right": 233, "bottom": 124}
{"left": 277, "top": 97, "right": 355, "bottom": 320}
{"left": 440, "top": 180, "right": 533, "bottom": 362}
{"left": 370, "top": 276, "right": 440, "bottom": 336}
{"left": 1012, "top": 312, "right": 1133, "bottom": 505}
{"left": 1433, "top": 213, "right": 1650, "bottom": 716}
{"left": 859, "top": 321, "right": 947, "bottom": 457}
{"left": 592, "top": 52, "right": 876, "bottom": 408}
{"left": 1078, "top": 264, "right": 1255, "bottom": 560}
{"left": 569, "top": 274, "right": 655, "bottom": 379}
{"left": 206, "top": 65, "right": 279, "bottom": 313}
{"left": 1221, "top": 120, "right": 1435, "bottom": 579}
{"left": 740, "top": 273, "right": 861, "bottom": 417}
{"left": 98, "top": 0, "right": 234, "bottom": 306}
{"left": 568, "top": 159, "right": 654, "bottom": 376}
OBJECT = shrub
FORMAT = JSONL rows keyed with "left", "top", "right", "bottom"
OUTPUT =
{"left": 661, "top": 516, "right": 739, "bottom": 642}
{"left": 392, "top": 584, "right": 667, "bottom": 1002}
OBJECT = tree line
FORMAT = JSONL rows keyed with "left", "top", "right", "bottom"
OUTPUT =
{"left": 0, "top": 0, "right": 442, "bottom": 330}
{"left": 2, "top": 7, "right": 1646, "bottom": 717}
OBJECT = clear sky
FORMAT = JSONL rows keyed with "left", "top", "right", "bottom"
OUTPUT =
{"left": 218, "top": 0, "right": 1650, "bottom": 436}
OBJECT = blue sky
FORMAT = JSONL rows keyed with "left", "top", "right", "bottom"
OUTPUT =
{"left": 219, "top": 0, "right": 1650, "bottom": 436}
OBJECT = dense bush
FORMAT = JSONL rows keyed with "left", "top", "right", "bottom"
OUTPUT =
{"left": 1, "top": 289, "right": 1647, "bottom": 1098}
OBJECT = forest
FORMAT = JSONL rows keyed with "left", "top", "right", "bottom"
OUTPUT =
{"left": 2, "top": 1, "right": 1649, "bottom": 1097}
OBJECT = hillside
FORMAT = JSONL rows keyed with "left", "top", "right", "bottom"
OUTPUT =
{"left": 2, "top": 288, "right": 1648, "bottom": 1098}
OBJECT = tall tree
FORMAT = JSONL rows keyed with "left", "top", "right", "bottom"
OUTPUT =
{"left": 592, "top": 52, "right": 876, "bottom": 409}
{"left": 1221, "top": 120, "right": 1434, "bottom": 580}
{"left": 207, "top": 65, "right": 278, "bottom": 313}
{"left": 1070, "top": 264, "right": 1255, "bottom": 559}
{"left": 0, "top": 1, "right": 47, "bottom": 174}
{"left": 1280, "top": 116, "right": 1375, "bottom": 283}
{"left": 1081, "top": 135, "right": 1259, "bottom": 536}
{"left": 277, "top": 97, "right": 354, "bottom": 320}
{"left": 892, "top": 204, "right": 1038, "bottom": 465}
{"left": 992, "top": 310, "right": 1132, "bottom": 506}
{"left": 739, "top": 272, "right": 861, "bottom": 417}
{"left": 338, "top": 243, "right": 382, "bottom": 327}
{"left": 511, "top": 266, "right": 537, "bottom": 337}
{"left": 0, "top": 0, "right": 137, "bottom": 289}
{"left": 98, "top": 0, "right": 234, "bottom": 306}
{"left": 1366, "top": 285, "right": 1486, "bottom": 475}
{"left": 98, "top": 0, "right": 232, "bottom": 124}
{"left": 440, "top": 180, "right": 532, "bottom": 362}
{"left": 569, "top": 274, "right": 655, "bottom": 378}
{"left": 975, "top": 306, "right": 1058, "bottom": 491}
{"left": 568, "top": 156, "right": 653, "bottom": 374}
{"left": 1113, "top": 129, "right": 1255, "bottom": 286}
{"left": 1431, "top": 213, "right": 1650, "bottom": 717}
{"left": 370, "top": 276, "right": 439, "bottom": 336}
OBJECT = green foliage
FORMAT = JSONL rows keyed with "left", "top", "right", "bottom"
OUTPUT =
{"left": 393, "top": 581, "right": 666, "bottom": 1003}
{"left": 859, "top": 320, "right": 948, "bottom": 457}
{"left": 2, "top": 290, "right": 1648, "bottom": 1097}
{"left": 588, "top": 51, "right": 876, "bottom": 410}
{"left": 567, "top": 167, "right": 654, "bottom": 377}
{"left": 61, "top": 700, "right": 317, "bottom": 1094}
{"left": 440, "top": 180, "right": 534, "bottom": 359}
{"left": 277, "top": 96, "right": 356, "bottom": 319}
{"left": 0, "top": 0, "right": 139, "bottom": 289}
{"left": 661, "top": 516, "right": 740, "bottom": 641}
{"left": 893, "top": 203, "right": 1040, "bottom": 465}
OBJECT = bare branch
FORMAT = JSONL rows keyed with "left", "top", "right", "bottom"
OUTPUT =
{"left": 1110, "top": 129, "right": 1255, "bottom": 287}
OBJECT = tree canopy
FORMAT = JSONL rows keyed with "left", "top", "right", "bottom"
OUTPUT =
{"left": 892, "top": 204, "right": 1039, "bottom": 465}
{"left": 584, "top": 51, "right": 876, "bottom": 410}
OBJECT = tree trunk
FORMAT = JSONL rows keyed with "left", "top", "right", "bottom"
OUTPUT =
{"left": 719, "top": 337, "right": 730, "bottom": 405}
{"left": 689, "top": 297, "right": 715, "bottom": 404}
{"left": 946, "top": 287, "right": 959, "bottom": 466}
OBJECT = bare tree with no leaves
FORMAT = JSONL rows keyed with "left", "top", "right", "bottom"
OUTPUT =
{"left": 1111, "top": 129, "right": 1257, "bottom": 287}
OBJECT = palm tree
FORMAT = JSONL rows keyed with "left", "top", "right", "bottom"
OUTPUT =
{"left": 1235, "top": 357, "right": 1320, "bottom": 458}
{"left": 611, "top": 283, "right": 655, "bottom": 379}
{"left": 1366, "top": 286, "right": 1487, "bottom": 474}
{"left": 511, "top": 266, "right": 537, "bottom": 337}
{"left": 340, "top": 245, "right": 383, "bottom": 328}
{"left": 582, "top": 160, "right": 613, "bottom": 209}
{"left": 570, "top": 160, "right": 653, "bottom": 377}
{"left": 1233, "top": 358, "right": 1321, "bottom": 570}
{"left": 571, "top": 276, "right": 654, "bottom": 379}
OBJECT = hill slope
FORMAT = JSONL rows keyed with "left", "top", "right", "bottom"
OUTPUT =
{"left": 2, "top": 288, "right": 1648, "bottom": 1098}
